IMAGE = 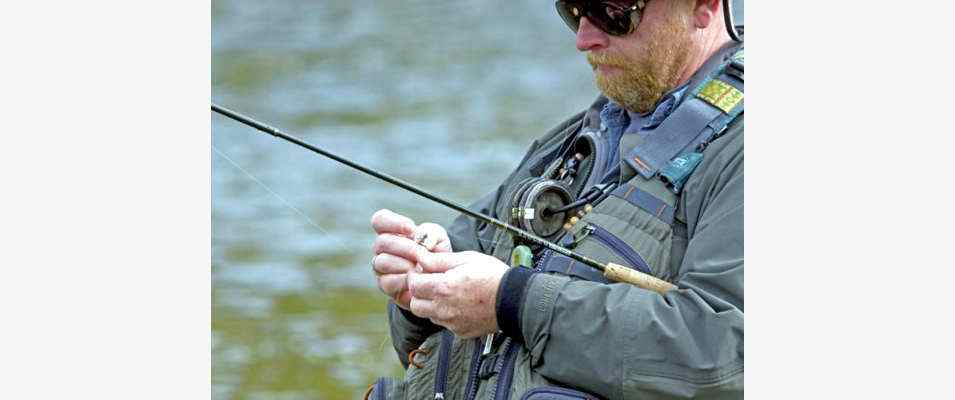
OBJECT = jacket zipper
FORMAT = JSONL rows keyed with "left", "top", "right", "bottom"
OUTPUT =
{"left": 485, "top": 338, "right": 512, "bottom": 400}
{"left": 587, "top": 225, "right": 652, "bottom": 275}
{"left": 533, "top": 223, "right": 585, "bottom": 272}
{"left": 433, "top": 330, "right": 454, "bottom": 400}
{"left": 569, "top": 225, "right": 595, "bottom": 248}
{"left": 490, "top": 339, "right": 521, "bottom": 400}
{"left": 463, "top": 337, "right": 485, "bottom": 400}
{"left": 532, "top": 249, "right": 553, "bottom": 272}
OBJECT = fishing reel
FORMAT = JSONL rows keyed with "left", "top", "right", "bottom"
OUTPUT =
{"left": 507, "top": 126, "right": 623, "bottom": 244}
{"left": 507, "top": 174, "right": 614, "bottom": 245}
{"left": 509, "top": 177, "right": 574, "bottom": 241}
{"left": 507, "top": 145, "right": 600, "bottom": 245}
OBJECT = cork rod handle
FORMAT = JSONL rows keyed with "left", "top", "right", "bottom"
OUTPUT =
{"left": 603, "top": 263, "right": 677, "bottom": 295}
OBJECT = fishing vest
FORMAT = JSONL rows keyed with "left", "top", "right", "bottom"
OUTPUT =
{"left": 369, "top": 47, "right": 744, "bottom": 400}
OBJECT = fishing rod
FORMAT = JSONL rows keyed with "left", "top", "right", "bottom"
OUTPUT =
{"left": 212, "top": 103, "right": 676, "bottom": 294}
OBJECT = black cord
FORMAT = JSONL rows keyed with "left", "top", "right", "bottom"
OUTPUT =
{"left": 723, "top": 0, "right": 743, "bottom": 42}
{"left": 542, "top": 181, "right": 619, "bottom": 217}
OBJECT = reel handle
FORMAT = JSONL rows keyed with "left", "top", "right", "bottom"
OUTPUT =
{"left": 603, "top": 263, "right": 677, "bottom": 295}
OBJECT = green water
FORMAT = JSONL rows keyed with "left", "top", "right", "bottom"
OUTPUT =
{"left": 212, "top": 1, "right": 596, "bottom": 398}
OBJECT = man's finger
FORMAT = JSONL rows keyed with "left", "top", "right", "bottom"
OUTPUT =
{"left": 372, "top": 253, "right": 415, "bottom": 275}
{"left": 372, "top": 234, "right": 426, "bottom": 262}
{"left": 378, "top": 273, "right": 408, "bottom": 298}
{"left": 417, "top": 251, "right": 470, "bottom": 274}
{"left": 407, "top": 272, "right": 447, "bottom": 300}
{"left": 370, "top": 209, "right": 416, "bottom": 237}
{"left": 394, "top": 291, "right": 413, "bottom": 310}
{"left": 409, "top": 297, "right": 437, "bottom": 320}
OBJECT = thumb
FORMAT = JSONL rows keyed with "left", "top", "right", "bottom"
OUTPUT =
{"left": 417, "top": 251, "right": 469, "bottom": 274}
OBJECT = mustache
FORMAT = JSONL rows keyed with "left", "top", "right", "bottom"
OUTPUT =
{"left": 586, "top": 52, "right": 631, "bottom": 69}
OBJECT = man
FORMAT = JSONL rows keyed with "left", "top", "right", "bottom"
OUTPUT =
{"left": 368, "top": 0, "right": 743, "bottom": 398}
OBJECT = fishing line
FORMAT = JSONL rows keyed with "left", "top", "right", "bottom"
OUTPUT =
{"left": 214, "top": 145, "right": 511, "bottom": 252}
{"left": 213, "top": 145, "right": 349, "bottom": 252}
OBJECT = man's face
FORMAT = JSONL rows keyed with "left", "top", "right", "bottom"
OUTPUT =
{"left": 579, "top": 0, "right": 695, "bottom": 113}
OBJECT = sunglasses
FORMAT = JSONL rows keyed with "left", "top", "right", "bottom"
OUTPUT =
{"left": 555, "top": 1, "right": 648, "bottom": 37}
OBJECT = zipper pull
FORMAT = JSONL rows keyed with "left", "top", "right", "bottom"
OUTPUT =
{"left": 482, "top": 333, "right": 495, "bottom": 356}
{"left": 569, "top": 225, "right": 595, "bottom": 249}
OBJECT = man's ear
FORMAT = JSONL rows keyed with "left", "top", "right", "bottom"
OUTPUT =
{"left": 692, "top": 0, "right": 722, "bottom": 29}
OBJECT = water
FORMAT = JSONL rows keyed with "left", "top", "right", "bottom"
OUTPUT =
{"left": 212, "top": 1, "right": 597, "bottom": 398}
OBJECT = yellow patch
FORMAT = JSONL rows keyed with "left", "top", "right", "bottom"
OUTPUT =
{"left": 697, "top": 79, "right": 743, "bottom": 114}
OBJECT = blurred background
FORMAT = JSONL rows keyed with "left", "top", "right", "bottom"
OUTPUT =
{"left": 212, "top": 1, "right": 596, "bottom": 398}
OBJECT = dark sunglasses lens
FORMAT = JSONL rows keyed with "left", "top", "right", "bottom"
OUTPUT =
{"left": 556, "top": 1, "right": 634, "bottom": 36}
{"left": 600, "top": 2, "right": 632, "bottom": 36}
{"left": 555, "top": 1, "right": 581, "bottom": 33}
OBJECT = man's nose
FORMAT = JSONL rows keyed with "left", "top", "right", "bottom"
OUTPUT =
{"left": 575, "top": 17, "right": 609, "bottom": 52}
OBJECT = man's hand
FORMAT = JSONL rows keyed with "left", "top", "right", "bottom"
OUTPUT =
{"left": 371, "top": 209, "right": 451, "bottom": 310}
{"left": 407, "top": 250, "right": 509, "bottom": 338}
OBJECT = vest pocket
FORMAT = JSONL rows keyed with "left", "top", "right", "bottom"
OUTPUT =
{"left": 580, "top": 225, "right": 651, "bottom": 275}
{"left": 396, "top": 331, "right": 459, "bottom": 400}
{"left": 518, "top": 386, "right": 601, "bottom": 400}
{"left": 569, "top": 193, "right": 677, "bottom": 281}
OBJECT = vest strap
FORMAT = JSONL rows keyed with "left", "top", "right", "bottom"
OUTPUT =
{"left": 625, "top": 48, "right": 744, "bottom": 181}
{"left": 609, "top": 183, "right": 676, "bottom": 225}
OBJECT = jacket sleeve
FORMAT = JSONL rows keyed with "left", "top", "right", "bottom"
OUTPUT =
{"left": 497, "top": 130, "right": 744, "bottom": 399}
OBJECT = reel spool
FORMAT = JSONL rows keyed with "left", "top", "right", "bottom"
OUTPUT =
{"left": 509, "top": 177, "right": 573, "bottom": 241}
